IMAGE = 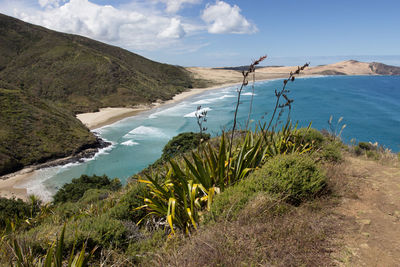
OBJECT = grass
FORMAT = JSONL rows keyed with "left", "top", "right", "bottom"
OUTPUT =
{"left": 0, "top": 13, "right": 209, "bottom": 175}
{"left": 0, "top": 88, "right": 98, "bottom": 175}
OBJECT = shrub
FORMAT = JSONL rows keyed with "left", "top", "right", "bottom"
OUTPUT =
{"left": 108, "top": 182, "right": 147, "bottom": 223}
{"left": 53, "top": 202, "right": 81, "bottom": 220}
{"left": 53, "top": 174, "right": 121, "bottom": 204}
{"left": 161, "top": 132, "right": 210, "bottom": 161}
{"left": 79, "top": 188, "right": 110, "bottom": 205}
{"left": 321, "top": 142, "right": 343, "bottom": 162}
{"left": 207, "top": 175, "right": 272, "bottom": 222}
{"left": 65, "top": 215, "right": 130, "bottom": 250}
{"left": 297, "top": 128, "right": 325, "bottom": 148}
{"left": 207, "top": 154, "right": 326, "bottom": 221}
{"left": 0, "top": 197, "right": 33, "bottom": 227}
{"left": 261, "top": 154, "right": 326, "bottom": 206}
{"left": 358, "top": 141, "right": 375, "bottom": 151}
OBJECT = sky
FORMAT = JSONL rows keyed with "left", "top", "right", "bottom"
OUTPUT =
{"left": 1, "top": 0, "right": 400, "bottom": 67}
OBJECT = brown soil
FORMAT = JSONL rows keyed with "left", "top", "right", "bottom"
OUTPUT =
{"left": 332, "top": 155, "right": 400, "bottom": 266}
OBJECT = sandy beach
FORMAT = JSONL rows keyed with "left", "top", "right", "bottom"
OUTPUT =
{"left": 0, "top": 81, "right": 247, "bottom": 201}
{"left": 0, "top": 60, "right": 387, "bottom": 201}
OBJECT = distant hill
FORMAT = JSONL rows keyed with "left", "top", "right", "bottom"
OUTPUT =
{"left": 188, "top": 60, "right": 400, "bottom": 85}
{"left": 0, "top": 13, "right": 204, "bottom": 113}
{"left": 0, "top": 14, "right": 205, "bottom": 175}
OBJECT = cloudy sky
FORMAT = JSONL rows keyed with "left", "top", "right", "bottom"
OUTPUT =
{"left": 1, "top": 0, "right": 400, "bottom": 66}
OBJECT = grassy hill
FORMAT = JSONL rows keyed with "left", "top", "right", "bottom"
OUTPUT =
{"left": 0, "top": 13, "right": 203, "bottom": 113}
{"left": 0, "top": 13, "right": 205, "bottom": 175}
{"left": 0, "top": 82, "right": 99, "bottom": 175}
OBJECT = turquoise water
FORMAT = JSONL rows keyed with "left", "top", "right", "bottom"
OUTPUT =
{"left": 21, "top": 76, "right": 400, "bottom": 200}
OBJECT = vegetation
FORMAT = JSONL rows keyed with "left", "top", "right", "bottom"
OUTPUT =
{"left": 0, "top": 14, "right": 207, "bottom": 175}
{"left": 52, "top": 174, "right": 121, "bottom": 204}
{"left": 0, "top": 197, "right": 37, "bottom": 228}
{"left": 1, "top": 53, "right": 378, "bottom": 266}
{"left": 0, "top": 88, "right": 99, "bottom": 175}
{"left": 160, "top": 132, "right": 210, "bottom": 162}
{"left": 0, "top": 14, "right": 205, "bottom": 113}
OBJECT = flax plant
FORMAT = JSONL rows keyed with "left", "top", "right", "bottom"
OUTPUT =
{"left": 136, "top": 59, "right": 314, "bottom": 235}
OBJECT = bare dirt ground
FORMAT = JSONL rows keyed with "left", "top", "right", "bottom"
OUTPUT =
{"left": 332, "top": 155, "right": 400, "bottom": 266}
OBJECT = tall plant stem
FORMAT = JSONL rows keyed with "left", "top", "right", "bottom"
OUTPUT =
{"left": 226, "top": 55, "right": 267, "bottom": 183}
{"left": 245, "top": 72, "right": 256, "bottom": 130}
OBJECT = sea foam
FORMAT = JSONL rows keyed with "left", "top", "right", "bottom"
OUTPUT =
{"left": 123, "top": 126, "right": 167, "bottom": 139}
{"left": 121, "top": 140, "right": 139, "bottom": 146}
{"left": 184, "top": 107, "right": 212, "bottom": 118}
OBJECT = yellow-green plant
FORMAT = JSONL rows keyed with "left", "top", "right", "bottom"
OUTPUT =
{"left": 2, "top": 223, "right": 96, "bottom": 267}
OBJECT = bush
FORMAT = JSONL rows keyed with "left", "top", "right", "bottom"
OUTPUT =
{"left": 322, "top": 142, "right": 343, "bottom": 162}
{"left": 79, "top": 188, "right": 110, "bottom": 205}
{"left": 358, "top": 141, "right": 375, "bottom": 151}
{"left": 0, "top": 197, "right": 32, "bottom": 227}
{"left": 108, "top": 182, "right": 146, "bottom": 223}
{"left": 207, "top": 154, "right": 326, "bottom": 221}
{"left": 53, "top": 201, "right": 81, "bottom": 220}
{"left": 52, "top": 174, "right": 121, "bottom": 204}
{"left": 297, "top": 128, "right": 325, "bottom": 148}
{"left": 261, "top": 154, "right": 326, "bottom": 205}
{"left": 64, "top": 215, "right": 131, "bottom": 250}
{"left": 161, "top": 132, "right": 210, "bottom": 161}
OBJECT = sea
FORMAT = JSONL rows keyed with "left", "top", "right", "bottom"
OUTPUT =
{"left": 17, "top": 75, "right": 400, "bottom": 201}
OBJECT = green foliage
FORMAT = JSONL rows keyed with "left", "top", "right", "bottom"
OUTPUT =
{"left": 64, "top": 215, "right": 129, "bottom": 250}
{"left": 4, "top": 224, "right": 96, "bottom": 266}
{"left": 358, "top": 142, "right": 375, "bottom": 151}
{"left": 126, "top": 229, "right": 165, "bottom": 262}
{"left": 53, "top": 174, "right": 121, "bottom": 204}
{"left": 161, "top": 132, "right": 210, "bottom": 161}
{"left": 0, "top": 13, "right": 204, "bottom": 113}
{"left": 208, "top": 153, "right": 325, "bottom": 221}
{"left": 0, "top": 88, "right": 98, "bottom": 175}
{"left": 108, "top": 182, "right": 147, "bottom": 222}
{"left": 79, "top": 189, "right": 110, "bottom": 205}
{"left": 137, "top": 125, "right": 317, "bottom": 234}
{"left": 0, "top": 14, "right": 208, "bottom": 175}
{"left": 296, "top": 128, "right": 325, "bottom": 148}
{"left": 321, "top": 141, "right": 343, "bottom": 162}
{"left": 0, "top": 197, "right": 33, "bottom": 228}
{"left": 206, "top": 176, "right": 274, "bottom": 222}
{"left": 261, "top": 154, "right": 326, "bottom": 205}
{"left": 354, "top": 141, "right": 380, "bottom": 159}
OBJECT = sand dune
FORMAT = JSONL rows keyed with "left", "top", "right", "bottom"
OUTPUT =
{"left": 187, "top": 60, "right": 400, "bottom": 85}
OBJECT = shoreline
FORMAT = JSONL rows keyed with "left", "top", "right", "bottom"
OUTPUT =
{"left": 0, "top": 71, "right": 384, "bottom": 201}
{"left": 0, "top": 81, "right": 246, "bottom": 201}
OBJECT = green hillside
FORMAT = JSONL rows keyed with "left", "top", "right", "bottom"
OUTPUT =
{"left": 0, "top": 13, "right": 202, "bottom": 113}
{"left": 0, "top": 83, "right": 98, "bottom": 175}
{"left": 0, "top": 13, "right": 205, "bottom": 175}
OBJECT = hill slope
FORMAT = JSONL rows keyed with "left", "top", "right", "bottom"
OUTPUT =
{"left": 0, "top": 13, "right": 201, "bottom": 113}
{"left": 0, "top": 82, "right": 100, "bottom": 175}
{"left": 0, "top": 14, "right": 204, "bottom": 175}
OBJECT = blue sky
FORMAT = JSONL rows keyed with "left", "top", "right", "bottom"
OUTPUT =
{"left": 1, "top": 0, "right": 399, "bottom": 66}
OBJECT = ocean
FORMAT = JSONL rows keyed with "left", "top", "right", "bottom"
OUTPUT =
{"left": 18, "top": 75, "right": 400, "bottom": 200}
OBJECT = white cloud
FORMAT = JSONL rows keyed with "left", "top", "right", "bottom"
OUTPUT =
{"left": 158, "top": 0, "right": 202, "bottom": 13}
{"left": 38, "top": 0, "right": 64, "bottom": 8}
{"left": 4, "top": 0, "right": 193, "bottom": 50}
{"left": 201, "top": 0, "right": 257, "bottom": 34}
{"left": 158, "top": 18, "right": 185, "bottom": 38}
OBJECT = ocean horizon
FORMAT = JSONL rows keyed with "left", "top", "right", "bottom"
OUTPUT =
{"left": 18, "top": 75, "right": 400, "bottom": 201}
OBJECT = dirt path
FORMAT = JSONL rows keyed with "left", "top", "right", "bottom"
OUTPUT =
{"left": 333, "top": 155, "right": 400, "bottom": 266}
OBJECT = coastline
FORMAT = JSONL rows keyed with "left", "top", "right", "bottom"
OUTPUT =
{"left": 1, "top": 63, "right": 389, "bottom": 201}
{"left": 0, "top": 81, "right": 246, "bottom": 201}
{"left": 0, "top": 71, "right": 362, "bottom": 201}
